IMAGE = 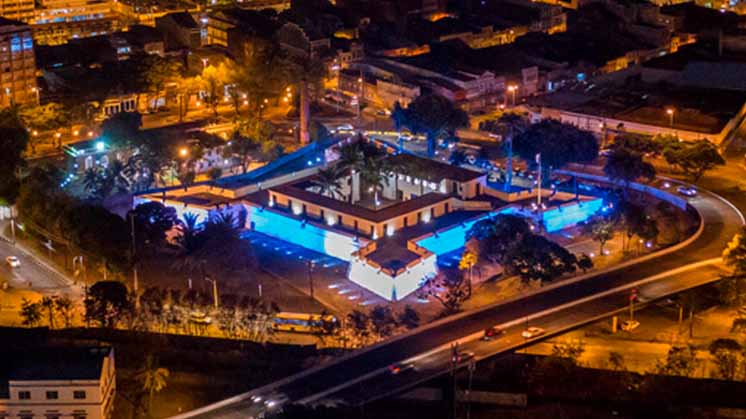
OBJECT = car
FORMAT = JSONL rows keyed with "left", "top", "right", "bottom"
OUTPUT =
{"left": 521, "top": 327, "right": 545, "bottom": 339}
{"left": 452, "top": 350, "right": 475, "bottom": 364}
{"left": 620, "top": 320, "right": 640, "bottom": 331}
{"left": 482, "top": 326, "right": 504, "bottom": 341}
{"left": 677, "top": 186, "right": 697, "bottom": 197}
{"left": 398, "top": 134, "right": 413, "bottom": 142}
{"left": 376, "top": 109, "right": 391, "bottom": 116}
{"left": 336, "top": 124, "right": 354, "bottom": 132}
{"left": 189, "top": 311, "right": 212, "bottom": 325}
{"left": 662, "top": 181, "right": 671, "bottom": 188}
{"left": 263, "top": 394, "right": 289, "bottom": 410}
{"left": 599, "top": 148, "right": 613, "bottom": 157}
{"left": 389, "top": 362, "right": 416, "bottom": 375}
{"left": 5, "top": 256, "right": 20, "bottom": 268}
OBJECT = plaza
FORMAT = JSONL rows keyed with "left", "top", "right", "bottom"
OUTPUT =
{"left": 138, "top": 135, "right": 603, "bottom": 301}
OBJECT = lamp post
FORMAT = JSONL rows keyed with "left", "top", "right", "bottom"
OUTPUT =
{"left": 205, "top": 276, "right": 219, "bottom": 309}
{"left": 31, "top": 87, "right": 40, "bottom": 106}
{"left": 666, "top": 108, "right": 675, "bottom": 129}
{"left": 507, "top": 85, "right": 517, "bottom": 107}
{"left": 129, "top": 212, "right": 139, "bottom": 309}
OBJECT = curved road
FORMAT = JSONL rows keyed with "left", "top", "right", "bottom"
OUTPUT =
{"left": 174, "top": 185, "right": 743, "bottom": 419}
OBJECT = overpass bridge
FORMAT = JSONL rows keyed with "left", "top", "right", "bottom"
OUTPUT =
{"left": 170, "top": 180, "right": 743, "bottom": 419}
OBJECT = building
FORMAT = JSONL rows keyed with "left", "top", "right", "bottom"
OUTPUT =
{"left": 138, "top": 136, "right": 602, "bottom": 301}
{"left": 527, "top": 81, "right": 746, "bottom": 144}
{"left": 0, "top": 346, "right": 116, "bottom": 419}
{"left": 0, "top": 18, "right": 37, "bottom": 107}
{"left": 206, "top": 8, "right": 279, "bottom": 50}
{"left": 156, "top": 11, "right": 202, "bottom": 51}
{"left": 30, "top": 0, "right": 123, "bottom": 46}
{"left": 0, "top": 0, "right": 34, "bottom": 22}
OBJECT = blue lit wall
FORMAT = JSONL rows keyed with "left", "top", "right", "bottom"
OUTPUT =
{"left": 247, "top": 206, "right": 362, "bottom": 261}
{"left": 415, "top": 200, "right": 603, "bottom": 256}
{"left": 541, "top": 198, "right": 603, "bottom": 232}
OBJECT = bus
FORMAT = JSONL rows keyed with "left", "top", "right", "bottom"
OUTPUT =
{"left": 272, "top": 312, "right": 338, "bottom": 334}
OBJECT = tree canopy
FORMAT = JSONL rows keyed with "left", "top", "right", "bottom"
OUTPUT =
{"left": 512, "top": 119, "right": 598, "bottom": 172}
{"left": 395, "top": 94, "right": 469, "bottom": 157}
{"left": 0, "top": 108, "right": 29, "bottom": 203}
{"left": 603, "top": 146, "right": 656, "bottom": 187}
{"left": 664, "top": 140, "right": 724, "bottom": 182}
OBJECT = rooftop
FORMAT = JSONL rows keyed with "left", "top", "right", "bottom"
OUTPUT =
{"left": 531, "top": 81, "right": 746, "bottom": 133}
{"left": 389, "top": 154, "right": 484, "bottom": 183}
{"left": 0, "top": 346, "right": 111, "bottom": 383}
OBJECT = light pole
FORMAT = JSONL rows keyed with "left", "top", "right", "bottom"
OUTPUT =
{"left": 201, "top": 58, "right": 209, "bottom": 71}
{"left": 666, "top": 108, "right": 675, "bottom": 132}
{"left": 31, "top": 87, "right": 40, "bottom": 106}
{"left": 507, "top": 85, "right": 517, "bottom": 107}
{"left": 307, "top": 260, "right": 315, "bottom": 299}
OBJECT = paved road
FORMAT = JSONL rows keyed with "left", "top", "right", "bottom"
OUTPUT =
{"left": 173, "top": 185, "right": 742, "bottom": 419}
{"left": 0, "top": 225, "right": 78, "bottom": 299}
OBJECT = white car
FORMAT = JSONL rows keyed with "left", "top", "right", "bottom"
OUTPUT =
{"left": 521, "top": 326, "right": 545, "bottom": 339}
{"left": 620, "top": 320, "right": 640, "bottom": 331}
{"left": 5, "top": 256, "right": 20, "bottom": 268}
{"left": 677, "top": 186, "right": 697, "bottom": 197}
{"left": 264, "top": 393, "right": 289, "bottom": 410}
{"left": 336, "top": 124, "right": 354, "bottom": 132}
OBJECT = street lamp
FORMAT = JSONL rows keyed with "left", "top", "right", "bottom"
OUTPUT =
{"left": 666, "top": 108, "right": 675, "bottom": 127}
{"left": 31, "top": 87, "right": 40, "bottom": 106}
{"left": 201, "top": 58, "right": 209, "bottom": 70}
{"left": 179, "top": 147, "right": 189, "bottom": 158}
{"left": 507, "top": 85, "right": 518, "bottom": 107}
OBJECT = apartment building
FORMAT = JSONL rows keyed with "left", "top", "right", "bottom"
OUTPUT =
{"left": 0, "top": 0, "right": 34, "bottom": 22}
{"left": 0, "top": 347, "right": 116, "bottom": 419}
{"left": 0, "top": 18, "right": 36, "bottom": 107}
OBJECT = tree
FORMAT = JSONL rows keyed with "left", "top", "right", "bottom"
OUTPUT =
{"left": 129, "top": 201, "right": 179, "bottom": 250}
{"left": 224, "top": 131, "right": 259, "bottom": 174}
{"left": 0, "top": 108, "right": 29, "bottom": 203}
{"left": 608, "top": 351, "right": 626, "bottom": 371}
{"left": 513, "top": 119, "right": 598, "bottom": 179}
{"left": 140, "top": 56, "right": 182, "bottom": 111}
{"left": 311, "top": 166, "right": 344, "bottom": 199}
{"left": 664, "top": 140, "right": 725, "bottom": 182}
{"left": 55, "top": 296, "right": 75, "bottom": 328}
{"left": 369, "top": 305, "right": 397, "bottom": 338}
{"left": 655, "top": 345, "right": 699, "bottom": 377}
{"left": 720, "top": 230, "right": 746, "bottom": 306}
{"left": 708, "top": 338, "right": 741, "bottom": 380}
{"left": 583, "top": 216, "right": 614, "bottom": 254}
{"left": 19, "top": 298, "right": 42, "bottom": 327}
{"left": 604, "top": 147, "right": 656, "bottom": 190}
{"left": 397, "top": 306, "right": 420, "bottom": 330}
{"left": 19, "top": 103, "right": 70, "bottom": 150}
{"left": 346, "top": 309, "right": 372, "bottom": 345}
{"left": 100, "top": 111, "right": 142, "bottom": 149}
{"left": 399, "top": 94, "right": 469, "bottom": 157}
{"left": 419, "top": 269, "right": 470, "bottom": 315}
{"left": 201, "top": 63, "right": 230, "bottom": 117}
{"left": 135, "top": 355, "right": 170, "bottom": 416}
{"left": 40, "top": 296, "right": 56, "bottom": 329}
{"left": 172, "top": 212, "right": 256, "bottom": 285}
{"left": 449, "top": 149, "right": 468, "bottom": 166}
{"left": 85, "top": 281, "right": 131, "bottom": 328}
{"left": 496, "top": 112, "right": 530, "bottom": 193}
{"left": 207, "top": 167, "right": 223, "bottom": 183}
{"left": 458, "top": 251, "right": 477, "bottom": 297}
{"left": 359, "top": 154, "right": 390, "bottom": 204}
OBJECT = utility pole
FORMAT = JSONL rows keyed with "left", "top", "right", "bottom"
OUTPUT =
{"left": 536, "top": 153, "right": 542, "bottom": 207}
{"left": 466, "top": 360, "right": 476, "bottom": 419}
{"left": 629, "top": 288, "right": 637, "bottom": 321}
{"left": 503, "top": 126, "right": 513, "bottom": 193}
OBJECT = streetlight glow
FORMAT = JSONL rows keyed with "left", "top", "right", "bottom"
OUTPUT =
{"left": 179, "top": 147, "right": 189, "bottom": 157}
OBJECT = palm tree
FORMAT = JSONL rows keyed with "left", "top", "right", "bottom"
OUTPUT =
{"left": 40, "top": 296, "right": 56, "bottom": 329}
{"left": 83, "top": 168, "right": 100, "bottom": 194}
{"left": 359, "top": 156, "right": 390, "bottom": 205}
{"left": 311, "top": 166, "right": 344, "bottom": 198}
{"left": 135, "top": 355, "right": 169, "bottom": 417}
